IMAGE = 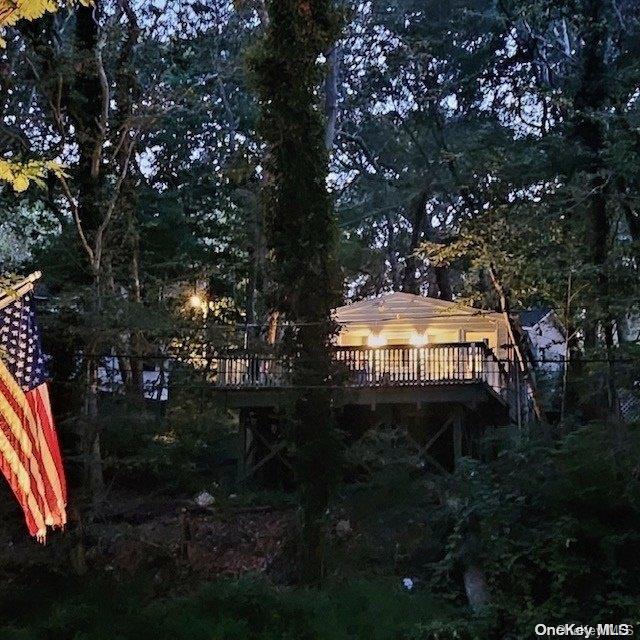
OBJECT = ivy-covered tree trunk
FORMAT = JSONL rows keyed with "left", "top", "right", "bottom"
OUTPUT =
{"left": 72, "top": 3, "right": 108, "bottom": 508}
{"left": 113, "top": 1, "right": 144, "bottom": 397}
{"left": 24, "top": 3, "right": 108, "bottom": 509}
{"left": 571, "top": 0, "right": 618, "bottom": 419}
{"left": 251, "top": 0, "right": 342, "bottom": 581}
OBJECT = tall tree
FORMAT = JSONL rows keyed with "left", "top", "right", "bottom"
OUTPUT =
{"left": 251, "top": 0, "right": 342, "bottom": 580}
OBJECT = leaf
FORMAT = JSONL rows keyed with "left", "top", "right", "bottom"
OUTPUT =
{"left": 0, "top": 0, "right": 57, "bottom": 27}
{"left": 0, "top": 1, "right": 94, "bottom": 47}
{"left": 0, "top": 158, "right": 67, "bottom": 193}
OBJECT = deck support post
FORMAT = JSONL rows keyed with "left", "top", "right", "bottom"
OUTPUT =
{"left": 452, "top": 404, "right": 464, "bottom": 469}
{"left": 515, "top": 362, "right": 523, "bottom": 428}
{"left": 239, "top": 409, "right": 294, "bottom": 483}
{"left": 238, "top": 408, "right": 253, "bottom": 488}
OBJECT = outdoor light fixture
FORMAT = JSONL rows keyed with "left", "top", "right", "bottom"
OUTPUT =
{"left": 189, "top": 293, "right": 205, "bottom": 309}
{"left": 367, "top": 333, "right": 388, "bottom": 348}
{"left": 409, "top": 331, "right": 428, "bottom": 347}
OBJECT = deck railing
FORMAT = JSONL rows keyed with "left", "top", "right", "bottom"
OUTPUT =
{"left": 213, "top": 342, "right": 513, "bottom": 398}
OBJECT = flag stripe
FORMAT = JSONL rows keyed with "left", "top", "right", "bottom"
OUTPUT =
{"left": 0, "top": 375, "right": 53, "bottom": 521}
{"left": 0, "top": 285, "right": 67, "bottom": 541}
{"left": 26, "top": 385, "right": 66, "bottom": 523}
{"left": 0, "top": 454, "right": 41, "bottom": 537}
{"left": 0, "top": 417, "right": 46, "bottom": 537}
{"left": 0, "top": 362, "right": 65, "bottom": 522}
{"left": 34, "top": 385, "right": 66, "bottom": 504}
{"left": 0, "top": 386, "right": 49, "bottom": 517}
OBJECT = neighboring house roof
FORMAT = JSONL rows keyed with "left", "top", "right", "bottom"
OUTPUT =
{"left": 333, "top": 292, "right": 500, "bottom": 325}
{"left": 519, "top": 308, "right": 553, "bottom": 328}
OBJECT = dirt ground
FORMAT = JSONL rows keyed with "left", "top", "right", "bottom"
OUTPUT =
{"left": 0, "top": 491, "right": 298, "bottom": 585}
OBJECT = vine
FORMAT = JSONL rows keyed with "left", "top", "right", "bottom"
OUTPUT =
{"left": 250, "top": 0, "right": 343, "bottom": 581}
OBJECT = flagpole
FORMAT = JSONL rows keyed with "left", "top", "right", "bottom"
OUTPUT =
{"left": 0, "top": 271, "right": 42, "bottom": 311}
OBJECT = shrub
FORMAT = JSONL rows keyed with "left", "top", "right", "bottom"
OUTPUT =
{"left": 430, "top": 423, "right": 640, "bottom": 634}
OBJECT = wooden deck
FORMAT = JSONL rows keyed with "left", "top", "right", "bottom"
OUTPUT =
{"left": 210, "top": 342, "right": 521, "bottom": 422}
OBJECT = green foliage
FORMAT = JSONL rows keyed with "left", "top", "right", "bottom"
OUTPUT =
{"left": 0, "top": 575, "right": 451, "bottom": 640}
{"left": 248, "top": 0, "right": 342, "bottom": 320}
{"left": 0, "top": 159, "right": 66, "bottom": 192}
{"left": 431, "top": 424, "right": 640, "bottom": 633}
{"left": 408, "top": 615, "right": 498, "bottom": 640}
{"left": 7, "top": 422, "right": 638, "bottom": 638}
{"left": 249, "top": 0, "right": 345, "bottom": 578}
{"left": 96, "top": 394, "right": 237, "bottom": 495}
{"left": 325, "top": 423, "right": 640, "bottom": 635}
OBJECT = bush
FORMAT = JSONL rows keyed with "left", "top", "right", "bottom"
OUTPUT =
{"left": 0, "top": 574, "right": 453, "bottom": 640}
{"left": 97, "top": 392, "right": 238, "bottom": 494}
{"left": 430, "top": 423, "right": 640, "bottom": 634}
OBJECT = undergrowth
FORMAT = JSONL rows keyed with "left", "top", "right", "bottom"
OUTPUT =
{"left": 0, "top": 574, "right": 456, "bottom": 640}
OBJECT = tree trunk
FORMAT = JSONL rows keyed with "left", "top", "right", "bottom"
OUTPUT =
{"left": 488, "top": 264, "right": 547, "bottom": 423}
{"left": 245, "top": 203, "right": 264, "bottom": 346}
{"left": 385, "top": 213, "right": 402, "bottom": 291}
{"left": 571, "top": 0, "right": 617, "bottom": 418}
{"left": 116, "top": 1, "right": 144, "bottom": 396}
{"left": 402, "top": 188, "right": 430, "bottom": 294}
{"left": 324, "top": 45, "right": 341, "bottom": 151}
{"left": 463, "top": 565, "right": 490, "bottom": 614}
{"left": 434, "top": 266, "right": 452, "bottom": 301}
{"left": 74, "top": 3, "right": 107, "bottom": 509}
{"left": 83, "top": 356, "right": 104, "bottom": 512}
{"left": 253, "top": 0, "right": 342, "bottom": 583}
{"left": 72, "top": 3, "right": 105, "bottom": 234}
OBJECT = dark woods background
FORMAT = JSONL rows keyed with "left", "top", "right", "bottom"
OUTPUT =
{"left": 1, "top": 1, "right": 640, "bottom": 638}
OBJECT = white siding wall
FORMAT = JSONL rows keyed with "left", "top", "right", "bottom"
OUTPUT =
{"left": 524, "top": 315, "right": 566, "bottom": 372}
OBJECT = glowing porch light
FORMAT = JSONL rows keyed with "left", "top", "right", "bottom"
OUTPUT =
{"left": 409, "top": 331, "right": 428, "bottom": 347}
{"left": 367, "top": 333, "right": 387, "bottom": 348}
{"left": 189, "top": 293, "right": 205, "bottom": 309}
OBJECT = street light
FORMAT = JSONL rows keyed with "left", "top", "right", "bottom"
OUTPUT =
{"left": 189, "top": 293, "right": 205, "bottom": 309}
{"left": 186, "top": 291, "right": 210, "bottom": 369}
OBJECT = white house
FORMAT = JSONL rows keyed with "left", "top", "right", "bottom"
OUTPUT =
{"left": 518, "top": 308, "right": 566, "bottom": 373}
{"left": 334, "top": 292, "right": 511, "bottom": 357}
{"left": 97, "top": 355, "right": 170, "bottom": 401}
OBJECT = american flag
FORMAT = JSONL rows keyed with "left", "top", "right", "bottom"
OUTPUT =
{"left": 0, "top": 286, "right": 67, "bottom": 541}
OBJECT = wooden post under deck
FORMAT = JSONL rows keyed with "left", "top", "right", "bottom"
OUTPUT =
{"left": 238, "top": 408, "right": 294, "bottom": 485}
{"left": 238, "top": 408, "right": 253, "bottom": 487}
{"left": 453, "top": 404, "right": 464, "bottom": 468}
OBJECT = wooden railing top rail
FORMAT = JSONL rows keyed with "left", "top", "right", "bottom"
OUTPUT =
{"left": 210, "top": 341, "right": 522, "bottom": 421}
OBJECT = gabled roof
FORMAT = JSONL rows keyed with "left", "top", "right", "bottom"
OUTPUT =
{"left": 333, "top": 291, "right": 499, "bottom": 325}
{"left": 519, "top": 308, "right": 552, "bottom": 328}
